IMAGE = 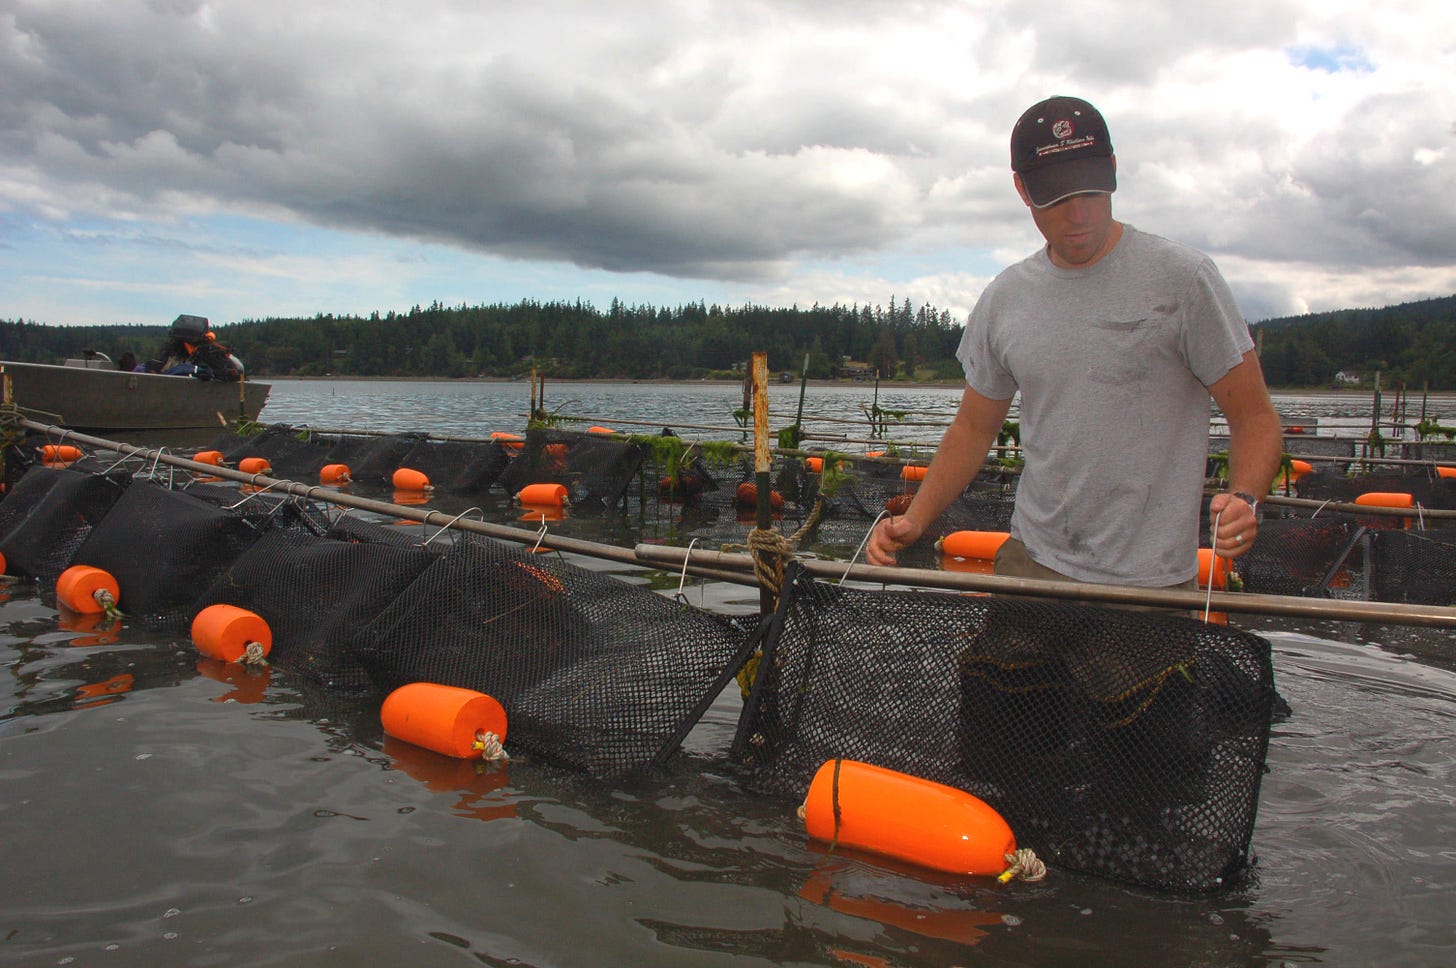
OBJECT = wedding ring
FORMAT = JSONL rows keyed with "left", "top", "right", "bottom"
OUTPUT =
{"left": 1235, "top": 533, "right": 1244, "bottom": 543}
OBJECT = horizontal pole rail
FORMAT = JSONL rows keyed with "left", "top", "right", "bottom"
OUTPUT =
{"left": 631, "top": 544, "right": 1456, "bottom": 628}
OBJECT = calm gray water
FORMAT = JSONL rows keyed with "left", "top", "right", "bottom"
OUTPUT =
{"left": 2, "top": 380, "right": 1454, "bottom": 967}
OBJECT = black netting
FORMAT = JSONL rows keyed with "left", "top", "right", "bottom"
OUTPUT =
{"left": 1286, "top": 436, "right": 1357, "bottom": 475}
{"left": 394, "top": 438, "right": 511, "bottom": 492}
{"left": 208, "top": 424, "right": 334, "bottom": 480}
{"left": 0, "top": 467, "right": 131, "bottom": 584}
{"left": 1368, "top": 528, "right": 1456, "bottom": 605}
{"left": 67, "top": 481, "right": 279, "bottom": 631}
{"left": 330, "top": 433, "right": 428, "bottom": 483}
{"left": 1401, "top": 441, "right": 1456, "bottom": 463}
{"left": 497, "top": 428, "right": 645, "bottom": 509}
{"left": 1295, "top": 469, "right": 1456, "bottom": 511}
{"left": 194, "top": 520, "right": 445, "bottom": 691}
{"left": 734, "top": 566, "right": 1275, "bottom": 893}
{"left": 350, "top": 536, "right": 757, "bottom": 777}
{"left": 1218, "top": 516, "right": 1363, "bottom": 598}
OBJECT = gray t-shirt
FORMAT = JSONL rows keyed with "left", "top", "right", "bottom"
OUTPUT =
{"left": 956, "top": 225, "right": 1252, "bottom": 586}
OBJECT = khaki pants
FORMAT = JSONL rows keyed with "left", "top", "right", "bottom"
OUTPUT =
{"left": 993, "top": 537, "right": 1199, "bottom": 617}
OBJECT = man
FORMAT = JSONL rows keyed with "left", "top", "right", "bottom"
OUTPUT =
{"left": 867, "top": 96, "right": 1282, "bottom": 591}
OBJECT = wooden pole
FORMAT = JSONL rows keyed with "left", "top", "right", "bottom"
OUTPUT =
{"left": 751, "top": 352, "right": 774, "bottom": 613}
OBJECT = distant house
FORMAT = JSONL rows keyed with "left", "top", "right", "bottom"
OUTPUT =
{"left": 1334, "top": 370, "right": 1361, "bottom": 385}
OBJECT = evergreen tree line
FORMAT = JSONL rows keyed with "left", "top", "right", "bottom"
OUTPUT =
{"left": 2, "top": 292, "right": 1453, "bottom": 388}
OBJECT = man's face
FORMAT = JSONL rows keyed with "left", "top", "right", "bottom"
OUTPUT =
{"left": 1014, "top": 172, "right": 1118, "bottom": 269}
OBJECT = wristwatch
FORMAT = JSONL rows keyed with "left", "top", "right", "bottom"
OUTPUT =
{"left": 1232, "top": 491, "right": 1261, "bottom": 520}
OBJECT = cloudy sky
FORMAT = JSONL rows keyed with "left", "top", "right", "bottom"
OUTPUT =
{"left": 3, "top": 0, "right": 1453, "bottom": 329}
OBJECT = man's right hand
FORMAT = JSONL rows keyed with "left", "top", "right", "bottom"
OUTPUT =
{"left": 866, "top": 514, "right": 925, "bottom": 566}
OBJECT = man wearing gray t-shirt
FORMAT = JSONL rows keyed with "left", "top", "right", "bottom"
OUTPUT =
{"left": 867, "top": 96, "right": 1282, "bottom": 590}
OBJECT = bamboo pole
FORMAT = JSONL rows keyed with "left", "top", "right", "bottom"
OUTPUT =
{"left": 751, "top": 352, "right": 774, "bottom": 614}
{"left": 632, "top": 543, "right": 1456, "bottom": 629}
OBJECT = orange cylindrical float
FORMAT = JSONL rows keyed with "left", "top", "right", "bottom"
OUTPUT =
{"left": 190, "top": 604, "right": 273, "bottom": 663}
{"left": 544, "top": 443, "right": 570, "bottom": 459}
{"left": 381, "top": 683, "right": 509, "bottom": 759}
{"left": 1356, "top": 491, "right": 1414, "bottom": 508}
{"left": 935, "top": 530, "right": 1010, "bottom": 561}
{"left": 865, "top": 450, "right": 886, "bottom": 459}
{"left": 193, "top": 450, "right": 225, "bottom": 466}
{"left": 516, "top": 482, "right": 568, "bottom": 507}
{"left": 735, "top": 481, "right": 784, "bottom": 510}
{"left": 56, "top": 565, "right": 120, "bottom": 614}
{"left": 238, "top": 457, "right": 271, "bottom": 475}
{"left": 392, "top": 467, "right": 431, "bottom": 491}
{"left": 1196, "top": 548, "right": 1232, "bottom": 590}
{"left": 900, "top": 464, "right": 928, "bottom": 482}
{"left": 0, "top": 550, "right": 7, "bottom": 576}
{"left": 490, "top": 431, "right": 525, "bottom": 452}
{"left": 42, "top": 444, "right": 83, "bottom": 464}
{"left": 802, "top": 759, "right": 1015, "bottom": 876}
{"left": 587, "top": 426, "right": 615, "bottom": 435}
{"left": 1437, "top": 466, "right": 1456, "bottom": 480}
{"left": 805, "top": 456, "right": 825, "bottom": 473}
{"left": 320, "top": 463, "right": 351, "bottom": 485}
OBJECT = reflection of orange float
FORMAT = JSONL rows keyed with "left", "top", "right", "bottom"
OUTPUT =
{"left": 801, "top": 759, "right": 1016, "bottom": 876}
{"left": 519, "top": 504, "right": 566, "bottom": 523}
{"left": 392, "top": 489, "right": 430, "bottom": 506}
{"left": 384, "top": 736, "right": 517, "bottom": 821}
{"left": 940, "top": 556, "right": 995, "bottom": 575}
{"left": 319, "top": 463, "right": 352, "bottom": 485}
{"left": 56, "top": 565, "right": 120, "bottom": 614}
{"left": 191, "top": 604, "right": 272, "bottom": 664}
{"left": 57, "top": 605, "right": 122, "bottom": 647}
{"left": 516, "top": 482, "right": 569, "bottom": 507}
{"left": 196, "top": 657, "right": 271, "bottom": 703}
{"left": 798, "top": 867, "right": 1001, "bottom": 946}
{"left": 935, "top": 530, "right": 1009, "bottom": 561}
{"left": 75, "top": 673, "right": 133, "bottom": 705}
{"left": 381, "top": 683, "right": 508, "bottom": 760}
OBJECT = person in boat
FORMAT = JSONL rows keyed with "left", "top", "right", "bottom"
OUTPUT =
{"left": 867, "top": 95, "right": 1282, "bottom": 592}
{"left": 152, "top": 316, "right": 243, "bottom": 382}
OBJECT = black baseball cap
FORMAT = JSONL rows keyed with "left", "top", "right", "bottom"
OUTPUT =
{"left": 1010, "top": 96, "right": 1116, "bottom": 208}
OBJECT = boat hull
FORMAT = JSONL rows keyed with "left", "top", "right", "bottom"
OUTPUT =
{"left": 1, "top": 361, "right": 270, "bottom": 431}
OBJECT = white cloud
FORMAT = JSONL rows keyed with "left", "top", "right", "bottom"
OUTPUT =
{"left": 1, "top": 0, "right": 1452, "bottom": 325}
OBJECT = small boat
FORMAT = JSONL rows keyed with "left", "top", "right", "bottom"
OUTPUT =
{"left": 0, "top": 359, "right": 270, "bottom": 431}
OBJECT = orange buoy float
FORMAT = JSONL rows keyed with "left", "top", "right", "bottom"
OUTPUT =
{"left": 900, "top": 464, "right": 928, "bottom": 482}
{"left": 516, "top": 482, "right": 569, "bottom": 507}
{"left": 935, "top": 530, "right": 1010, "bottom": 561}
{"left": 381, "top": 683, "right": 509, "bottom": 761}
{"left": 238, "top": 456, "right": 272, "bottom": 476}
{"left": 805, "top": 456, "right": 825, "bottom": 473}
{"left": 56, "top": 565, "right": 121, "bottom": 616}
{"left": 1196, "top": 548, "right": 1232, "bottom": 590}
{"left": 735, "top": 481, "right": 784, "bottom": 510}
{"left": 1437, "top": 466, "right": 1456, "bottom": 480}
{"left": 865, "top": 450, "right": 886, "bottom": 459}
{"left": 392, "top": 467, "right": 432, "bottom": 491}
{"left": 1355, "top": 491, "right": 1414, "bottom": 508}
{"left": 41, "top": 444, "right": 83, "bottom": 464}
{"left": 319, "top": 463, "right": 351, "bottom": 485}
{"left": 191, "top": 603, "right": 272, "bottom": 665}
{"left": 193, "top": 450, "right": 225, "bottom": 466}
{"left": 801, "top": 759, "right": 1032, "bottom": 879}
{"left": 490, "top": 431, "right": 525, "bottom": 452}
{"left": 587, "top": 426, "right": 615, "bottom": 435}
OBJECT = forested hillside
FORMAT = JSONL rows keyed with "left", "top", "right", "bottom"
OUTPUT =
{"left": 3, "top": 293, "right": 1453, "bottom": 388}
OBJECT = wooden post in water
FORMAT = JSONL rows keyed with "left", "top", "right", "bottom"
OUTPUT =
{"left": 752, "top": 352, "right": 774, "bottom": 614}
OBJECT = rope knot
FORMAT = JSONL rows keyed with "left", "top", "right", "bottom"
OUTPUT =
{"left": 473, "top": 730, "right": 509, "bottom": 762}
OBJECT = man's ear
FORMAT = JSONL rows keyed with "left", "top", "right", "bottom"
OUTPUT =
{"left": 1013, "top": 173, "right": 1033, "bottom": 208}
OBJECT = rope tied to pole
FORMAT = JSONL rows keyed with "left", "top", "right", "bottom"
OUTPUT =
{"left": 747, "top": 495, "right": 828, "bottom": 604}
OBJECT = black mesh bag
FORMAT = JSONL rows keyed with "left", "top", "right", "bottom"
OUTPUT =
{"left": 194, "top": 519, "right": 445, "bottom": 691}
{"left": 1368, "top": 528, "right": 1456, "bottom": 605}
{"left": 393, "top": 437, "right": 511, "bottom": 493}
{"left": 734, "top": 566, "right": 1276, "bottom": 893}
{"left": 496, "top": 428, "right": 645, "bottom": 510}
{"left": 351, "top": 536, "right": 758, "bottom": 777}
{"left": 0, "top": 467, "right": 131, "bottom": 584}
{"left": 66, "top": 480, "right": 278, "bottom": 631}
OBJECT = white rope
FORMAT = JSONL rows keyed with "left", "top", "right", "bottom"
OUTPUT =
{"left": 842, "top": 510, "right": 891, "bottom": 585}
{"left": 473, "top": 730, "right": 509, "bottom": 762}
{"left": 1203, "top": 506, "right": 1224, "bottom": 623}
{"left": 998, "top": 847, "right": 1047, "bottom": 883}
{"left": 675, "top": 538, "right": 701, "bottom": 604}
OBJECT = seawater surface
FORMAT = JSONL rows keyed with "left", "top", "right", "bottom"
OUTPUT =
{"left": 2, "top": 380, "right": 1454, "bottom": 967}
